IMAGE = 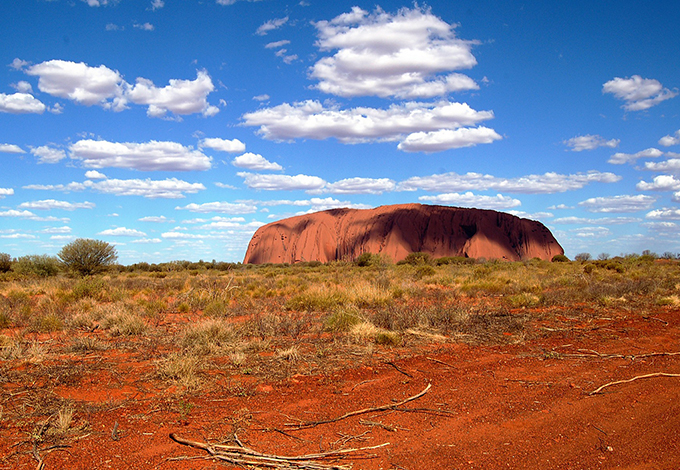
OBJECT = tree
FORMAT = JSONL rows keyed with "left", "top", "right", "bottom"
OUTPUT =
{"left": 0, "top": 253, "right": 11, "bottom": 273}
{"left": 574, "top": 252, "right": 592, "bottom": 262}
{"left": 58, "top": 239, "right": 118, "bottom": 275}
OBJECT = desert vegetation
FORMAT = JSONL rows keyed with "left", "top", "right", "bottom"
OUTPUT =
{"left": 1, "top": 247, "right": 680, "bottom": 468}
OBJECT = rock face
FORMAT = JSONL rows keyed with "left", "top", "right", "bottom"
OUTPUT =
{"left": 243, "top": 203, "right": 564, "bottom": 264}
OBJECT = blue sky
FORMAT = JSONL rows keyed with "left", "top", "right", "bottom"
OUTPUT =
{"left": 1, "top": 0, "right": 679, "bottom": 263}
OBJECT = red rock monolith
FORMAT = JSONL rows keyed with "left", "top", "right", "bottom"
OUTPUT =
{"left": 243, "top": 203, "right": 564, "bottom": 264}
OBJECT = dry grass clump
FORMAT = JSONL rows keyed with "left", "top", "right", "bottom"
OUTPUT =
{"left": 98, "top": 302, "right": 148, "bottom": 336}
{"left": 181, "top": 319, "right": 236, "bottom": 355}
{"left": 156, "top": 352, "right": 203, "bottom": 389}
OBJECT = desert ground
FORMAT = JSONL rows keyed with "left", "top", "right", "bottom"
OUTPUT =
{"left": 1, "top": 255, "right": 679, "bottom": 469}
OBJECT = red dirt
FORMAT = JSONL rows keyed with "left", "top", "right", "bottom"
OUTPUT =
{"left": 2, "top": 308, "right": 680, "bottom": 469}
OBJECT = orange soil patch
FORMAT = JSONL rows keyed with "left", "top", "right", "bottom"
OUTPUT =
{"left": 2, "top": 309, "right": 680, "bottom": 469}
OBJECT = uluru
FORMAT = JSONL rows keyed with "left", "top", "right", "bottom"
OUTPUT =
{"left": 243, "top": 203, "right": 564, "bottom": 264}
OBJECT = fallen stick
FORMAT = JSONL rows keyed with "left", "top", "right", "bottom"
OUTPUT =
{"left": 285, "top": 383, "right": 431, "bottom": 430}
{"left": 426, "top": 357, "right": 457, "bottom": 369}
{"left": 565, "top": 350, "right": 680, "bottom": 360}
{"left": 170, "top": 433, "right": 388, "bottom": 470}
{"left": 590, "top": 372, "right": 680, "bottom": 395}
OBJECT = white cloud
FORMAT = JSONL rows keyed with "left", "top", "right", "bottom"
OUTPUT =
{"left": 608, "top": 147, "right": 663, "bottom": 164}
{"left": 232, "top": 153, "right": 282, "bottom": 171}
{"left": 552, "top": 216, "right": 640, "bottom": 225}
{"left": 23, "top": 182, "right": 88, "bottom": 192}
{"left": 256, "top": 16, "right": 288, "bottom": 36}
{"left": 304, "top": 197, "right": 371, "bottom": 212}
{"left": 397, "top": 127, "right": 501, "bottom": 152}
{"left": 506, "top": 211, "right": 554, "bottom": 220}
{"left": 85, "top": 170, "right": 107, "bottom": 179}
{"left": 265, "top": 40, "right": 290, "bottom": 49}
{"left": 238, "top": 172, "right": 327, "bottom": 191}
{"left": 419, "top": 192, "right": 522, "bottom": 209}
{"left": 577, "top": 195, "right": 656, "bottom": 213}
{"left": 0, "top": 209, "right": 69, "bottom": 222}
{"left": 636, "top": 174, "right": 680, "bottom": 192}
{"left": 161, "top": 232, "right": 208, "bottom": 240}
{"left": 106, "top": 23, "right": 121, "bottom": 31}
{"left": 646, "top": 208, "right": 680, "bottom": 221}
{"left": 26, "top": 60, "right": 127, "bottom": 110}
{"left": 132, "top": 238, "right": 162, "bottom": 244}
{"left": 572, "top": 226, "right": 611, "bottom": 239}
{"left": 324, "top": 177, "right": 395, "bottom": 195}
{"left": 659, "top": 130, "right": 680, "bottom": 147}
{"left": 41, "top": 226, "right": 72, "bottom": 234}
{"left": 0, "top": 144, "right": 25, "bottom": 154}
{"left": 139, "top": 215, "right": 173, "bottom": 223}
{"left": 199, "top": 137, "right": 246, "bottom": 153}
{"left": 0, "top": 92, "right": 46, "bottom": 114}
{"left": 70, "top": 139, "right": 212, "bottom": 171}
{"left": 127, "top": 70, "right": 218, "bottom": 118}
{"left": 98, "top": 227, "right": 147, "bottom": 237}
{"left": 643, "top": 157, "right": 680, "bottom": 174}
{"left": 176, "top": 201, "right": 258, "bottom": 214}
{"left": 19, "top": 199, "right": 95, "bottom": 211}
{"left": 12, "top": 81, "right": 33, "bottom": 93}
{"left": 83, "top": 0, "right": 116, "bottom": 6}
{"left": 150, "top": 0, "right": 164, "bottom": 10}
{"left": 563, "top": 134, "right": 620, "bottom": 152}
{"left": 311, "top": 6, "right": 479, "bottom": 99}
{"left": 9, "top": 58, "right": 29, "bottom": 70}
{"left": 253, "top": 94, "right": 270, "bottom": 101}
{"left": 87, "top": 177, "right": 205, "bottom": 198}
{"left": 603, "top": 75, "right": 677, "bottom": 111}
{"left": 275, "top": 49, "right": 298, "bottom": 64}
{"left": 399, "top": 170, "right": 621, "bottom": 194}
{"left": 30, "top": 146, "right": 67, "bottom": 164}
{"left": 242, "top": 100, "right": 495, "bottom": 150}
{"left": 133, "top": 22, "right": 154, "bottom": 31}
{"left": 0, "top": 188, "right": 14, "bottom": 198}
{"left": 548, "top": 204, "right": 574, "bottom": 210}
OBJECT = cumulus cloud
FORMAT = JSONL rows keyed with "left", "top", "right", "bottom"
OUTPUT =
{"left": 0, "top": 188, "right": 14, "bottom": 198}
{"left": 253, "top": 94, "right": 270, "bottom": 102}
{"left": 418, "top": 192, "right": 522, "bottom": 209}
{"left": 0, "top": 209, "right": 68, "bottom": 222}
{"left": 175, "top": 201, "right": 258, "bottom": 214}
{"left": 572, "top": 226, "right": 612, "bottom": 239}
{"left": 19, "top": 199, "right": 95, "bottom": 211}
{"left": 0, "top": 144, "right": 25, "bottom": 154}
{"left": 603, "top": 75, "right": 677, "bottom": 111}
{"left": 311, "top": 6, "right": 478, "bottom": 99}
{"left": 24, "top": 60, "right": 219, "bottom": 118}
{"left": 139, "top": 215, "right": 173, "bottom": 223}
{"left": 86, "top": 177, "right": 205, "bottom": 198}
{"left": 31, "top": 146, "right": 67, "bottom": 164}
{"left": 9, "top": 58, "right": 29, "bottom": 70}
{"left": 231, "top": 153, "right": 282, "bottom": 171}
{"left": 243, "top": 100, "right": 495, "bottom": 149}
{"left": 41, "top": 226, "right": 72, "bottom": 234}
{"left": 636, "top": 174, "right": 680, "bottom": 192}
{"left": 12, "top": 81, "right": 33, "bottom": 93}
{"left": 237, "top": 172, "right": 327, "bottom": 191}
{"left": 563, "top": 134, "right": 620, "bottom": 152}
{"left": 608, "top": 147, "right": 663, "bottom": 165}
{"left": 0, "top": 92, "right": 46, "bottom": 114}
{"left": 126, "top": 70, "right": 218, "bottom": 117}
{"left": 26, "top": 60, "right": 127, "bottom": 110}
{"left": 399, "top": 170, "right": 621, "bottom": 194}
{"left": 643, "top": 157, "right": 680, "bottom": 174}
{"left": 256, "top": 16, "right": 288, "bottom": 35}
{"left": 324, "top": 177, "right": 396, "bottom": 195}
{"left": 70, "top": 139, "right": 212, "bottom": 171}
{"left": 199, "top": 137, "right": 246, "bottom": 153}
{"left": 150, "top": 0, "right": 164, "bottom": 10}
{"left": 577, "top": 195, "right": 656, "bottom": 213}
{"left": 85, "top": 170, "right": 107, "bottom": 179}
{"left": 659, "top": 130, "right": 680, "bottom": 147}
{"left": 397, "top": 127, "right": 501, "bottom": 152}
{"left": 98, "top": 227, "right": 147, "bottom": 237}
{"left": 646, "top": 208, "right": 680, "bottom": 220}
{"left": 552, "top": 216, "right": 640, "bottom": 225}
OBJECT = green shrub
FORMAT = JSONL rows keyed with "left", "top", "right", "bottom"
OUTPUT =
{"left": 324, "top": 308, "right": 362, "bottom": 332}
{"left": 551, "top": 254, "right": 569, "bottom": 263}
{"left": 13, "top": 255, "right": 60, "bottom": 277}
{"left": 0, "top": 253, "right": 11, "bottom": 273}
{"left": 398, "top": 252, "right": 433, "bottom": 266}
{"left": 58, "top": 238, "right": 118, "bottom": 276}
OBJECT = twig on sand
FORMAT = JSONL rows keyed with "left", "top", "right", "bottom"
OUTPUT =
{"left": 385, "top": 361, "right": 413, "bottom": 378}
{"left": 284, "top": 383, "right": 432, "bottom": 430}
{"left": 426, "top": 357, "right": 457, "bottom": 369}
{"left": 169, "top": 433, "right": 388, "bottom": 470}
{"left": 590, "top": 372, "right": 680, "bottom": 395}
{"left": 566, "top": 350, "right": 680, "bottom": 360}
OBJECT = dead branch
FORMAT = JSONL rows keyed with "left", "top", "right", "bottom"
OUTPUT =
{"left": 385, "top": 361, "right": 413, "bottom": 378}
{"left": 170, "top": 433, "right": 388, "bottom": 470}
{"left": 284, "top": 383, "right": 431, "bottom": 430}
{"left": 590, "top": 372, "right": 680, "bottom": 395}
{"left": 565, "top": 350, "right": 680, "bottom": 360}
{"left": 425, "top": 357, "right": 457, "bottom": 369}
